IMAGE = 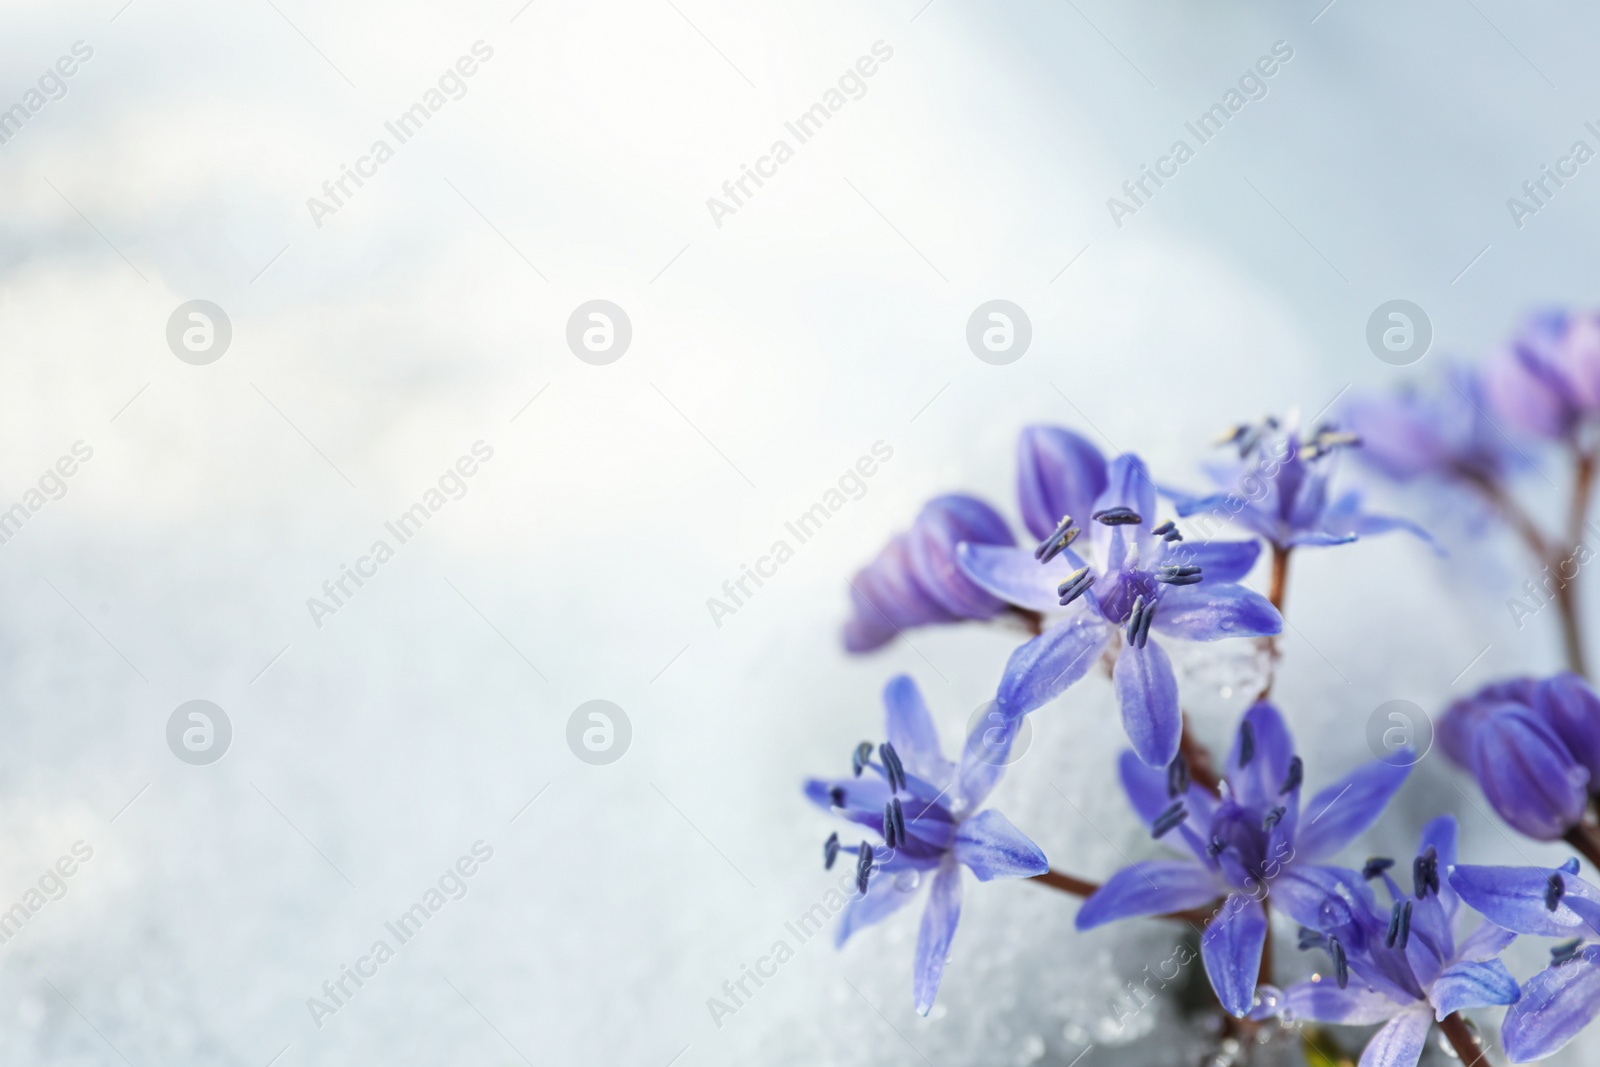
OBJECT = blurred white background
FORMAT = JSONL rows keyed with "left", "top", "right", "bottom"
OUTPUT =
{"left": 0, "top": 0, "right": 1598, "bottom": 1063}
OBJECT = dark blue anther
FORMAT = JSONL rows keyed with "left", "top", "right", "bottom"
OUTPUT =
{"left": 1093, "top": 506, "right": 1143, "bottom": 526}
{"left": 1238, "top": 721, "right": 1256, "bottom": 767}
{"left": 1414, "top": 846, "right": 1440, "bottom": 900}
{"left": 1362, "top": 857, "right": 1395, "bottom": 880}
{"left": 855, "top": 842, "right": 874, "bottom": 894}
{"left": 1330, "top": 937, "right": 1348, "bottom": 989}
{"left": 1156, "top": 572, "right": 1203, "bottom": 586}
{"left": 1553, "top": 938, "right": 1585, "bottom": 966}
{"left": 1296, "top": 927, "right": 1324, "bottom": 951}
{"left": 829, "top": 786, "right": 846, "bottom": 807}
{"left": 1167, "top": 755, "right": 1190, "bottom": 799}
{"left": 1057, "top": 566, "right": 1095, "bottom": 606}
{"left": 852, "top": 742, "right": 873, "bottom": 778}
{"left": 1263, "top": 806, "right": 1286, "bottom": 832}
{"left": 1280, "top": 756, "right": 1303, "bottom": 795}
{"left": 1034, "top": 515, "right": 1080, "bottom": 564}
{"left": 824, "top": 832, "right": 840, "bottom": 869}
{"left": 1548, "top": 872, "right": 1566, "bottom": 912}
{"left": 879, "top": 742, "right": 906, "bottom": 793}
{"left": 1386, "top": 898, "right": 1412, "bottom": 950}
{"left": 1151, "top": 520, "right": 1177, "bottom": 538}
{"left": 882, "top": 802, "right": 897, "bottom": 848}
{"left": 1125, "top": 596, "right": 1154, "bottom": 649}
{"left": 1151, "top": 801, "right": 1188, "bottom": 839}
{"left": 888, "top": 798, "right": 906, "bottom": 847}
{"left": 1162, "top": 528, "right": 1184, "bottom": 542}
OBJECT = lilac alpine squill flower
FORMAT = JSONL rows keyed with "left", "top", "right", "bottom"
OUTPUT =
{"left": 1276, "top": 816, "right": 1520, "bottom": 1067}
{"left": 1451, "top": 858, "right": 1600, "bottom": 1061}
{"left": 1341, "top": 362, "right": 1526, "bottom": 491}
{"left": 1437, "top": 673, "right": 1600, "bottom": 841}
{"left": 957, "top": 452, "right": 1280, "bottom": 767}
{"left": 842, "top": 495, "right": 1015, "bottom": 653}
{"left": 802, "top": 674, "right": 1049, "bottom": 1015}
{"left": 1163, "top": 415, "right": 1434, "bottom": 554}
{"left": 1485, "top": 309, "right": 1600, "bottom": 442}
{"left": 1074, "top": 702, "right": 1412, "bottom": 1017}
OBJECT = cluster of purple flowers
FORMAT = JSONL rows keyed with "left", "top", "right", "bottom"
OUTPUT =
{"left": 802, "top": 310, "right": 1600, "bottom": 1065}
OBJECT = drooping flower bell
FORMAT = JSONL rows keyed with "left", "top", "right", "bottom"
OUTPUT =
{"left": 1484, "top": 309, "right": 1600, "bottom": 441}
{"left": 1342, "top": 362, "right": 1526, "bottom": 490}
{"left": 842, "top": 495, "right": 1015, "bottom": 653}
{"left": 1438, "top": 673, "right": 1600, "bottom": 841}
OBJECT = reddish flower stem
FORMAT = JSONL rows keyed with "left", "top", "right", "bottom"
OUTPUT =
{"left": 1438, "top": 1011, "right": 1489, "bottom": 1066}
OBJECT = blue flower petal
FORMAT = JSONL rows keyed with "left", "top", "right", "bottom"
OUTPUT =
{"left": 955, "top": 542, "right": 1080, "bottom": 613}
{"left": 1295, "top": 759, "right": 1411, "bottom": 861}
{"left": 1501, "top": 947, "right": 1600, "bottom": 1062}
{"left": 1358, "top": 1006, "right": 1433, "bottom": 1067}
{"left": 1151, "top": 583, "right": 1282, "bottom": 641}
{"left": 995, "top": 613, "right": 1111, "bottom": 719}
{"left": 953, "top": 809, "right": 1049, "bottom": 881}
{"left": 1428, "top": 959, "right": 1519, "bottom": 1020}
{"left": 1113, "top": 638, "right": 1182, "bottom": 767}
{"left": 1075, "top": 861, "right": 1223, "bottom": 929}
{"left": 1449, "top": 864, "right": 1600, "bottom": 937}
{"left": 1473, "top": 708, "right": 1590, "bottom": 841}
{"left": 1117, "top": 750, "right": 1216, "bottom": 866}
{"left": 1016, "top": 425, "right": 1107, "bottom": 542}
{"left": 1272, "top": 865, "right": 1379, "bottom": 941}
{"left": 882, "top": 675, "right": 954, "bottom": 786}
{"left": 1418, "top": 815, "right": 1460, "bottom": 918}
{"left": 836, "top": 862, "right": 924, "bottom": 947}
{"left": 912, "top": 861, "right": 963, "bottom": 1016}
{"left": 1281, "top": 981, "right": 1398, "bottom": 1025}
{"left": 1160, "top": 539, "right": 1260, "bottom": 583}
{"left": 1200, "top": 893, "right": 1267, "bottom": 1018}
{"left": 1454, "top": 921, "right": 1516, "bottom": 963}
{"left": 1225, "top": 702, "right": 1296, "bottom": 808}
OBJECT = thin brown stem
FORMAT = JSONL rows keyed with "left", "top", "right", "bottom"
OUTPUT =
{"left": 1565, "top": 823, "right": 1600, "bottom": 873}
{"left": 1438, "top": 1011, "right": 1489, "bottom": 1067}
{"left": 1255, "top": 546, "right": 1291, "bottom": 701}
{"left": 1031, "top": 868, "right": 1099, "bottom": 897}
{"left": 1560, "top": 447, "right": 1596, "bottom": 679}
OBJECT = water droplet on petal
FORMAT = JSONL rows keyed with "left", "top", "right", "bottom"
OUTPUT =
{"left": 894, "top": 869, "right": 921, "bottom": 891}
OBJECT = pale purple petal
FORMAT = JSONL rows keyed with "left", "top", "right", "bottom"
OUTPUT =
{"left": 1281, "top": 981, "right": 1399, "bottom": 1025}
{"left": 1454, "top": 921, "right": 1517, "bottom": 963}
{"left": 1449, "top": 864, "right": 1600, "bottom": 937}
{"left": 1201, "top": 893, "right": 1267, "bottom": 1018}
{"left": 906, "top": 495, "right": 1015, "bottom": 619}
{"left": 995, "top": 613, "right": 1111, "bottom": 719}
{"left": 1225, "top": 702, "right": 1296, "bottom": 808}
{"left": 882, "top": 675, "right": 953, "bottom": 785}
{"left": 1428, "top": 959, "right": 1519, "bottom": 1020}
{"left": 1075, "top": 861, "right": 1223, "bottom": 929}
{"left": 1114, "top": 638, "right": 1182, "bottom": 767}
{"left": 1150, "top": 583, "right": 1282, "bottom": 641}
{"left": 836, "top": 864, "right": 924, "bottom": 946}
{"left": 1295, "top": 759, "right": 1412, "bottom": 861}
{"left": 1117, "top": 750, "right": 1217, "bottom": 866}
{"left": 955, "top": 542, "right": 1080, "bottom": 613}
{"left": 912, "top": 861, "right": 963, "bottom": 1016}
{"left": 1159, "top": 539, "right": 1261, "bottom": 583}
{"left": 1016, "top": 425, "right": 1107, "bottom": 541}
{"left": 1501, "top": 947, "right": 1600, "bottom": 1062}
{"left": 953, "top": 809, "right": 1049, "bottom": 881}
{"left": 1357, "top": 1006, "right": 1432, "bottom": 1067}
